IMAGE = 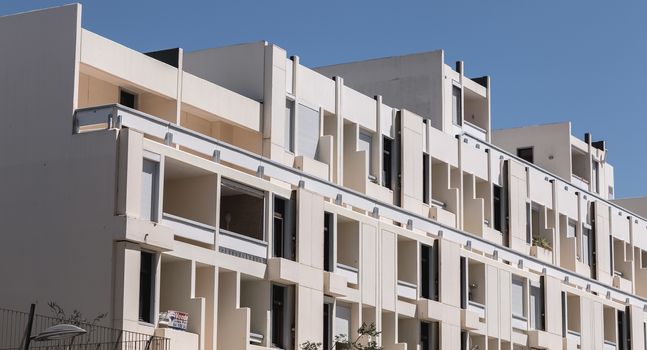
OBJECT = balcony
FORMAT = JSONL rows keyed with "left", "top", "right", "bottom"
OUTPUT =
{"left": 604, "top": 340, "right": 617, "bottom": 350}
{"left": 219, "top": 229, "right": 268, "bottom": 263}
{"left": 336, "top": 263, "right": 359, "bottom": 285}
{"left": 397, "top": 280, "right": 417, "bottom": 300}
{"left": 162, "top": 213, "right": 215, "bottom": 245}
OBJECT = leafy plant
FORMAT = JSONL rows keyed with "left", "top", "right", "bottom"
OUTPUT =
{"left": 300, "top": 322, "right": 383, "bottom": 350}
{"left": 47, "top": 301, "right": 108, "bottom": 326}
{"left": 531, "top": 236, "right": 552, "bottom": 251}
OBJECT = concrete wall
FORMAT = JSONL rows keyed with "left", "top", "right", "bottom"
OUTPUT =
{"left": 315, "top": 51, "right": 445, "bottom": 130}
{"left": 0, "top": 4, "right": 125, "bottom": 324}
{"left": 493, "top": 122, "right": 573, "bottom": 180}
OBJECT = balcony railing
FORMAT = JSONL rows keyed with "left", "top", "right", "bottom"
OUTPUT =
{"left": 567, "top": 330, "right": 581, "bottom": 346}
{"left": 336, "top": 263, "right": 359, "bottom": 285}
{"left": 571, "top": 173, "right": 590, "bottom": 189}
{"left": 467, "top": 300, "right": 486, "bottom": 319}
{"left": 73, "top": 104, "right": 647, "bottom": 311}
{"left": 397, "top": 280, "right": 417, "bottom": 300}
{"left": 512, "top": 313, "right": 528, "bottom": 331}
{"left": 604, "top": 340, "right": 617, "bottom": 350}
{"left": 162, "top": 213, "right": 215, "bottom": 245}
{"left": 219, "top": 229, "right": 268, "bottom": 263}
{"left": 463, "top": 121, "right": 487, "bottom": 141}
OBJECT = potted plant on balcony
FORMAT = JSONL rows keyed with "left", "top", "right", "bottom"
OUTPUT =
{"left": 530, "top": 236, "right": 553, "bottom": 262}
{"left": 300, "top": 322, "right": 382, "bottom": 350}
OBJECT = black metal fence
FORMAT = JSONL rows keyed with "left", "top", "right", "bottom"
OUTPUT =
{"left": 0, "top": 307, "right": 170, "bottom": 350}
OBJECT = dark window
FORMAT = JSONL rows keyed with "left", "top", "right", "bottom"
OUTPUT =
{"left": 618, "top": 308, "right": 631, "bottom": 350}
{"left": 420, "top": 321, "right": 439, "bottom": 350}
{"left": 460, "top": 257, "right": 467, "bottom": 309}
{"left": 610, "top": 236, "right": 615, "bottom": 274}
{"left": 421, "top": 244, "right": 439, "bottom": 301}
{"left": 525, "top": 202, "right": 532, "bottom": 244}
{"left": 423, "top": 153, "right": 430, "bottom": 205}
{"left": 517, "top": 147, "right": 534, "bottom": 163}
{"left": 271, "top": 285, "right": 285, "bottom": 348}
{"left": 220, "top": 179, "right": 265, "bottom": 241}
{"left": 324, "top": 212, "right": 334, "bottom": 272}
{"left": 271, "top": 285, "right": 294, "bottom": 349}
{"left": 323, "top": 302, "right": 333, "bottom": 350}
{"left": 120, "top": 89, "right": 137, "bottom": 109}
{"left": 592, "top": 161, "right": 600, "bottom": 194}
{"left": 561, "top": 292, "right": 567, "bottom": 337}
{"left": 452, "top": 85, "right": 462, "bottom": 126}
{"left": 139, "top": 251, "right": 155, "bottom": 323}
{"left": 273, "top": 193, "right": 296, "bottom": 261}
{"left": 493, "top": 185, "right": 502, "bottom": 231}
{"left": 285, "top": 100, "right": 295, "bottom": 152}
{"left": 382, "top": 137, "right": 393, "bottom": 189}
{"left": 460, "top": 330, "right": 468, "bottom": 350}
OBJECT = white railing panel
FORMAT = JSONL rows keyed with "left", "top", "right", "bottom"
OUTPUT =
{"left": 397, "top": 280, "right": 417, "bottom": 300}
{"left": 468, "top": 300, "right": 486, "bottom": 319}
{"left": 219, "top": 229, "right": 268, "bottom": 260}
{"left": 512, "top": 314, "right": 528, "bottom": 331}
{"left": 463, "top": 121, "right": 487, "bottom": 141}
{"left": 336, "top": 263, "right": 359, "bottom": 285}
{"left": 161, "top": 213, "right": 214, "bottom": 245}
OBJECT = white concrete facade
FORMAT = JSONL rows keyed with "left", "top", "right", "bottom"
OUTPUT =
{"left": 1, "top": 4, "right": 647, "bottom": 350}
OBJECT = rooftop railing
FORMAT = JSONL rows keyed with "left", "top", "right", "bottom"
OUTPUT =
{"left": 73, "top": 104, "right": 647, "bottom": 311}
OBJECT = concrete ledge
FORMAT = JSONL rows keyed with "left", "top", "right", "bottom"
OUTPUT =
{"left": 294, "top": 155, "right": 329, "bottom": 181}
{"left": 527, "top": 330, "right": 563, "bottom": 350}
{"left": 461, "top": 309, "right": 481, "bottom": 331}
{"left": 324, "top": 271, "right": 348, "bottom": 297}
{"left": 397, "top": 299, "right": 416, "bottom": 318}
{"left": 122, "top": 216, "right": 174, "bottom": 251}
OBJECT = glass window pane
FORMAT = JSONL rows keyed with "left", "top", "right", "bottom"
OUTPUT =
{"left": 297, "top": 103, "right": 320, "bottom": 159}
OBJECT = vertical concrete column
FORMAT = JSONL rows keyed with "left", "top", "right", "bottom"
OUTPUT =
{"left": 544, "top": 276, "right": 562, "bottom": 336}
{"left": 376, "top": 95, "right": 384, "bottom": 186}
{"left": 174, "top": 48, "right": 184, "bottom": 126}
{"left": 296, "top": 285, "right": 324, "bottom": 346}
{"left": 116, "top": 128, "right": 144, "bottom": 217}
{"left": 196, "top": 266, "right": 217, "bottom": 350}
{"left": 334, "top": 76, "right": 344, "bottom": 184}
{"left": 486, "top": 265, "right": 499, "bottom": 338}
{"left": 361, "top": 223, "right": 378, "bottom": 306}
{"left": 297, "top": 189, "right": 324, "bottom": 269}
{"left": 439, "top": 239, "right": 461, "bottom": 307}
{"left": 262, "top": 44, "right": 288, "bottom": 160}
{"left": 630, "top": 305, "right": 645, "bottom": 350}
{"left": 498, "top": 269, "right": 512, "bottom": 342}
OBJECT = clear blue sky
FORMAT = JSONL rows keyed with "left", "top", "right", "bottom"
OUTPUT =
{"left": 2, "top": 0, "right": 645, "bottom": 198}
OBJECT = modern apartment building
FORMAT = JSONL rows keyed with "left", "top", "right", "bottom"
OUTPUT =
{"left": 2, "top": 4, "right": 647, "bottom": 350}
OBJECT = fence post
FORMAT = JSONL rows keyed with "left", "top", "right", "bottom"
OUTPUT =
{"left": 112, "top": 330, "right": 123, "bottom": 350}
{"left": 22, "top": 304, "right": 35, "bottom": 350}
